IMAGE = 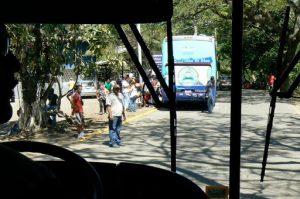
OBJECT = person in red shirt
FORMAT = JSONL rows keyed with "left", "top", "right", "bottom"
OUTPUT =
{"left": 267, "top": 74, "right": 276, "bottom": 90}
{"left": 70, "top": 85, "right": 85, "bottom": 139}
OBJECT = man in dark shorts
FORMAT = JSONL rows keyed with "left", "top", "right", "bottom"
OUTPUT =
{"left": 47, "top": 88, "right": 58, "bottom": 127}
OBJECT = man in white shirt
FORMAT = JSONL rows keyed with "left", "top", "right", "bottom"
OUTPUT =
{"left": 106, "top": 84, "right": 126, "bottom": 147}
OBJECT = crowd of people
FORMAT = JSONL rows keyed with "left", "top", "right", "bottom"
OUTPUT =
{"left": 97, "top": 75, "right": 160, "bottom": 114}
{"left": 47, "top": 74, "right": 161, "bottom": 147}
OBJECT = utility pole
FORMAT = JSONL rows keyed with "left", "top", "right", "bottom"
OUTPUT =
{"left": 137, "top": 24, "right": 143, "bottom": 83}
{"left": 194, "top": 25, "right": 198, "bottom": 35}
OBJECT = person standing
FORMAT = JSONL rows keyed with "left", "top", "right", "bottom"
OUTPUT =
{"left": 206, "top": 76, "right": 215, "bottom": 113}
{"left": 135, "top": 79, "right": 142, "bottom": 109}
{"left": 68, "top": 77, "right": 75, "bottom": 90}
{"left": 106, "top": 84, "right": 126, "bottom": 147}
{"left": 47, "top": 88, "right": 58, "bottom": 127}
{"left": 128, "top": 80, "right": 138, "bottom": 112}
{"left": 206, "top": 77, "right": 215, "bottom": 98}
{"left": 97, "top": 84, "right": 107, "bottom": 115}
{"left": 122, "top": 75, "right": 130, "bottom": 111}
{"left": 267, "top": 73, "right": 276, "bottom": 91}
{"left": 105, "top": 78, "right": 112, "bottom": 93}
{"left": 70, "top": 85, "right": 85, "bottom": 139}
{"left": 142, "top": 82, "right": 151, "bottom": 107}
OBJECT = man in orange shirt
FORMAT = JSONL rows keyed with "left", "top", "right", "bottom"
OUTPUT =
{"left": 70, "top": 85, "right": 85, "bottom": 139}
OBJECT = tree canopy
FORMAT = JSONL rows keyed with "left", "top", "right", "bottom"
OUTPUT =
{"left": 6, "top": 0, "right": 300, "bottom": 131}
{"left": 173, "top": 0, "right": 300, "bottom": 85}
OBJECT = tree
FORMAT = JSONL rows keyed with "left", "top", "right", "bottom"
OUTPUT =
{"left": 7, "top": 24, "right": 132, "bottom": 132}
{"left": 8, "top": 24, "right": 64, "bottom": 131}
{"left": 243, "top": 0, "right": 300, "bottom": 89}
{"left": 173, "top": 0, "right": 233, "bottom": 73}
{"left": 7, "top": 24, "right": 106, "bottom": 131}
{"left": 173, "top": 0, "right": 300, "bottom": 90}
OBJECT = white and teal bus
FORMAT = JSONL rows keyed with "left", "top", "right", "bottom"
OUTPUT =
{"left": 161, "top": 35, "right": 217, "bottom": 112}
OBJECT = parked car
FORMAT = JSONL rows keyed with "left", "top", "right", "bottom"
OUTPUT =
{"left": 78, "top": 80, "right": 97, "bottom": 98}
{"left": 218, "top": 75, "right": 231, "bottom": 90}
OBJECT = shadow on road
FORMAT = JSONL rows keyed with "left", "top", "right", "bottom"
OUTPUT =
{"left": 1, "top": 89, "right": 300, "bottom": 198}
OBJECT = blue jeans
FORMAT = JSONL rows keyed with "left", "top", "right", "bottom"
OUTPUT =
{"left": 123, "top": 92, "right": 129, "bottom": 110}
{"left": 108, "top": 116, "right": 122, "bottom": 146}
{"left": 129, "top": 97, "right": 137, "bottom": 112}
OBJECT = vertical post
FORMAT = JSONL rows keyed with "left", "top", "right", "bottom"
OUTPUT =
{"left": 129, "top": 24, "right": 171, "bottom": 100}
{"left": 230, "top": 0, "right": 243, "bottom": 198}
{"left": 137, "top": 24, "right": 143, "bottom": 84}
{"left": 193, "top": 26, "right": 198, "bottom": 36}
{"left": 166, "top": 20, "right": 177, "bottom": 172}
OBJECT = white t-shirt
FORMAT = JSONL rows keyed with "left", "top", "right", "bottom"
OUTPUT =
{"left": 130, "top": 85, "right": 137, "bottom": 98}
{"left": 106, "top": 92, "right": 124, "bottom": 116}
{"left": 122, "top": 80, "right": 129, "bottom": 93}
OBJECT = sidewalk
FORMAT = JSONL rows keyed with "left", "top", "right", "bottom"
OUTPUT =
{"left": 0, "top": 104, "right": 157, "bottom": 146}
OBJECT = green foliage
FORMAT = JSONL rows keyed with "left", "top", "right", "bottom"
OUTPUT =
{"left": 6, "top": 0, "right": 300, "bottom": 105}
{"left": 173, "top": 0, "right": 233, "bottom": 74}
{"left": 243, "top": 27, "right": 278, "bottom": 74}
{"left": 172, "top": 0, "right": 300, "bottom": 92}
{"left": 142, "top": 23, "right": 166, "bottom": 54}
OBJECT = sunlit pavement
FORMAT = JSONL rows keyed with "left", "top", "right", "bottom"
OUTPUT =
{"left": 79, "top": 107, "right": 157, "bottom": 141}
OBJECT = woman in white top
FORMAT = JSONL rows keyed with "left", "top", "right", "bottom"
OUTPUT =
{"left": 128, "top": 80, "right": 138, "bottom": 112}
{"left": 122, "top": 76, "right": 130, "bottom": 111}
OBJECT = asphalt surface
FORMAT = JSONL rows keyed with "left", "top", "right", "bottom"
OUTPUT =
{"left": 1, "top": 90, "right": 300, "bottom": 199}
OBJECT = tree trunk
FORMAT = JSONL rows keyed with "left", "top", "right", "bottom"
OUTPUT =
{"left": 19, "top": 78, "right": 48, "bottom": 132}
{"left": 19, "top": 101, "right": 40, "bottom": 131}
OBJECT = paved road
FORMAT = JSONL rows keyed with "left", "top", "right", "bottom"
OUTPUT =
{"left": 73, "top": 89, "right": 298, "bottom": 199}
{"left": 3, "top": 89, "right": 300, "bottom": 198}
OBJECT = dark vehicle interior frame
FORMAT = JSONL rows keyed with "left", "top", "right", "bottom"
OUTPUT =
{"left": 1, "top": 0, "right": 299, "bottom": 198}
